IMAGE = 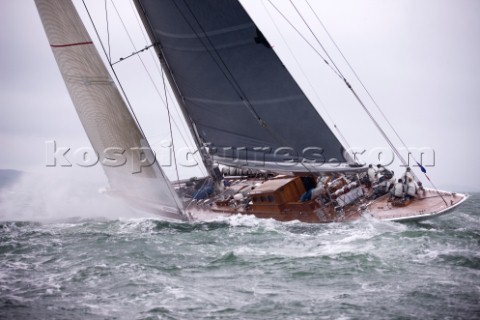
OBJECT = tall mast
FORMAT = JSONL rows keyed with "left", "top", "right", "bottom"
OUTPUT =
{"left": 133, "top": 0, "right": 220, "bottom": 180}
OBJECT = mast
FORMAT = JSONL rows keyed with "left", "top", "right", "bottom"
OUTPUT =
{"left": 133, "top": 0, "right": 221, "bottom": 180}
{"left": 34, "top": 0, "right": 186, "bottom": 220}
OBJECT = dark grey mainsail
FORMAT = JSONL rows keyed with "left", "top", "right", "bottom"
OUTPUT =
{"left": 135, "top": 0, "right": 355, "bottom": 171}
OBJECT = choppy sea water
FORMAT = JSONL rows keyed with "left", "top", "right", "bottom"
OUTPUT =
{"left": 0, "top": 173, "right": 479, "bottom": 319}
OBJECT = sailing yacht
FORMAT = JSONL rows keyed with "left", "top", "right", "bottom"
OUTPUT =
{"left": 34, "top": 0, "right": 468, "bottom": 223}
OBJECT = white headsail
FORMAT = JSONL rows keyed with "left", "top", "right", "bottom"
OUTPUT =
{"left": 35, "top": 0, "right": 186, "bottom": 220}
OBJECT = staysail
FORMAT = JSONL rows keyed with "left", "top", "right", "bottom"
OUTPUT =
{"left": 35, "top": 0, "right": 186, "bottom": 219}
{"left": 134, "top": 0, "right": 358, "bottom": 172}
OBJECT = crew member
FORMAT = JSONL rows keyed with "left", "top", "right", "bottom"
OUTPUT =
{"left": 403, "top": 167, "right": 414, "bottom": 185}
{"left": 391, "top": 178, "right": 406, "bottom": 199}
{"left": 406, "top": 177, "right": 417, "bottom": 199}
{"left": 367, "top": 164, "right": 377, "bottom": 185}
{"left": 417, "top": 181, "right": 426, "bottom": 197}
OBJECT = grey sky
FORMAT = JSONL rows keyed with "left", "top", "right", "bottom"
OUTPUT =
{"left": 1, "top": 0, "right": 479, "bottom": 191}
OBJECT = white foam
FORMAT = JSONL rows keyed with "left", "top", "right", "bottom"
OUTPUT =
{"left": 0, "top": 172, "right": 140, "bottom": 222}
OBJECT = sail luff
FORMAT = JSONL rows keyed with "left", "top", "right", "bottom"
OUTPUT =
{"left": 133, "top": 0, "right": 219, "bottom": 180}
{"left": 34, "top": 0, "right": 186, "bottom": 220}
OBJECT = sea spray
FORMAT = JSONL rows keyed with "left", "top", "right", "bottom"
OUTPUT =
{"left": 0, "top": 173, "right": 478, "bottom": 319}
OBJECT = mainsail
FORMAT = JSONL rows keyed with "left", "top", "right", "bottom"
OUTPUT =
{"left": 35, "top": 0, "right": 186, "bottom": 219}
{"left": 134, "top": 0, "right": 358, "bottom": 172}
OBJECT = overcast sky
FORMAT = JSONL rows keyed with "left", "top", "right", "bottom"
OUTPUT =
{"left": 1, "top": 0, "right": 479, "bottom": 192}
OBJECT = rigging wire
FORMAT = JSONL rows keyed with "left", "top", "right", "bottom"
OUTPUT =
{"left": 303, "top": 2, "right": 440, "bottom": 176}
{"left": 288, "top": 0, "right": 344, "bottom": 79}
{"left": 127, "top": 0, "right": 207, "bottom": 178}
{"left": 110, "top": 43, "right": 156, "bottom": 65}
{"left": 81, "top": 1, "right": 147, "bottom": 141}
{"left": 266, "top": 0, "right": 342, "bottom": 80}
{"left": 81, "top": 0, "right": 184, "bottom": 211}
{"left": 120, "top": 0, "right": 219, "bottom": 180}
{"left": 270, "top": 0, "right": 409, "bottom": 168}
{"left": 301, "top": 0, "right": 448, "bottom": 204}
{"left": 266, "top": 1, "right": 452, "bottom": 206}
{"left": 108, "top": 0, "right": 193, "bottom": 181}
{"left": 161, "top": 67, "right": 181, "bottom": 183}
{"left": 260, "top": 0, "right": 352, "bottom": 152}
{"left": 104, "top": 0, "right": 111, "bottom": 62}
{"left": 304, "top": 0, "right": 423, "bottom": 173}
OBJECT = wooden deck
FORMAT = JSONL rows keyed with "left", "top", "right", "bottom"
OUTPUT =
{"left": 365, "top": 189, "right": 468, "bottom": 222}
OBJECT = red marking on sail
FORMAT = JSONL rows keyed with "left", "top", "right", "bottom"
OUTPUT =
{"left": 50, "top": 41, "right": 93, "bottom": 48}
